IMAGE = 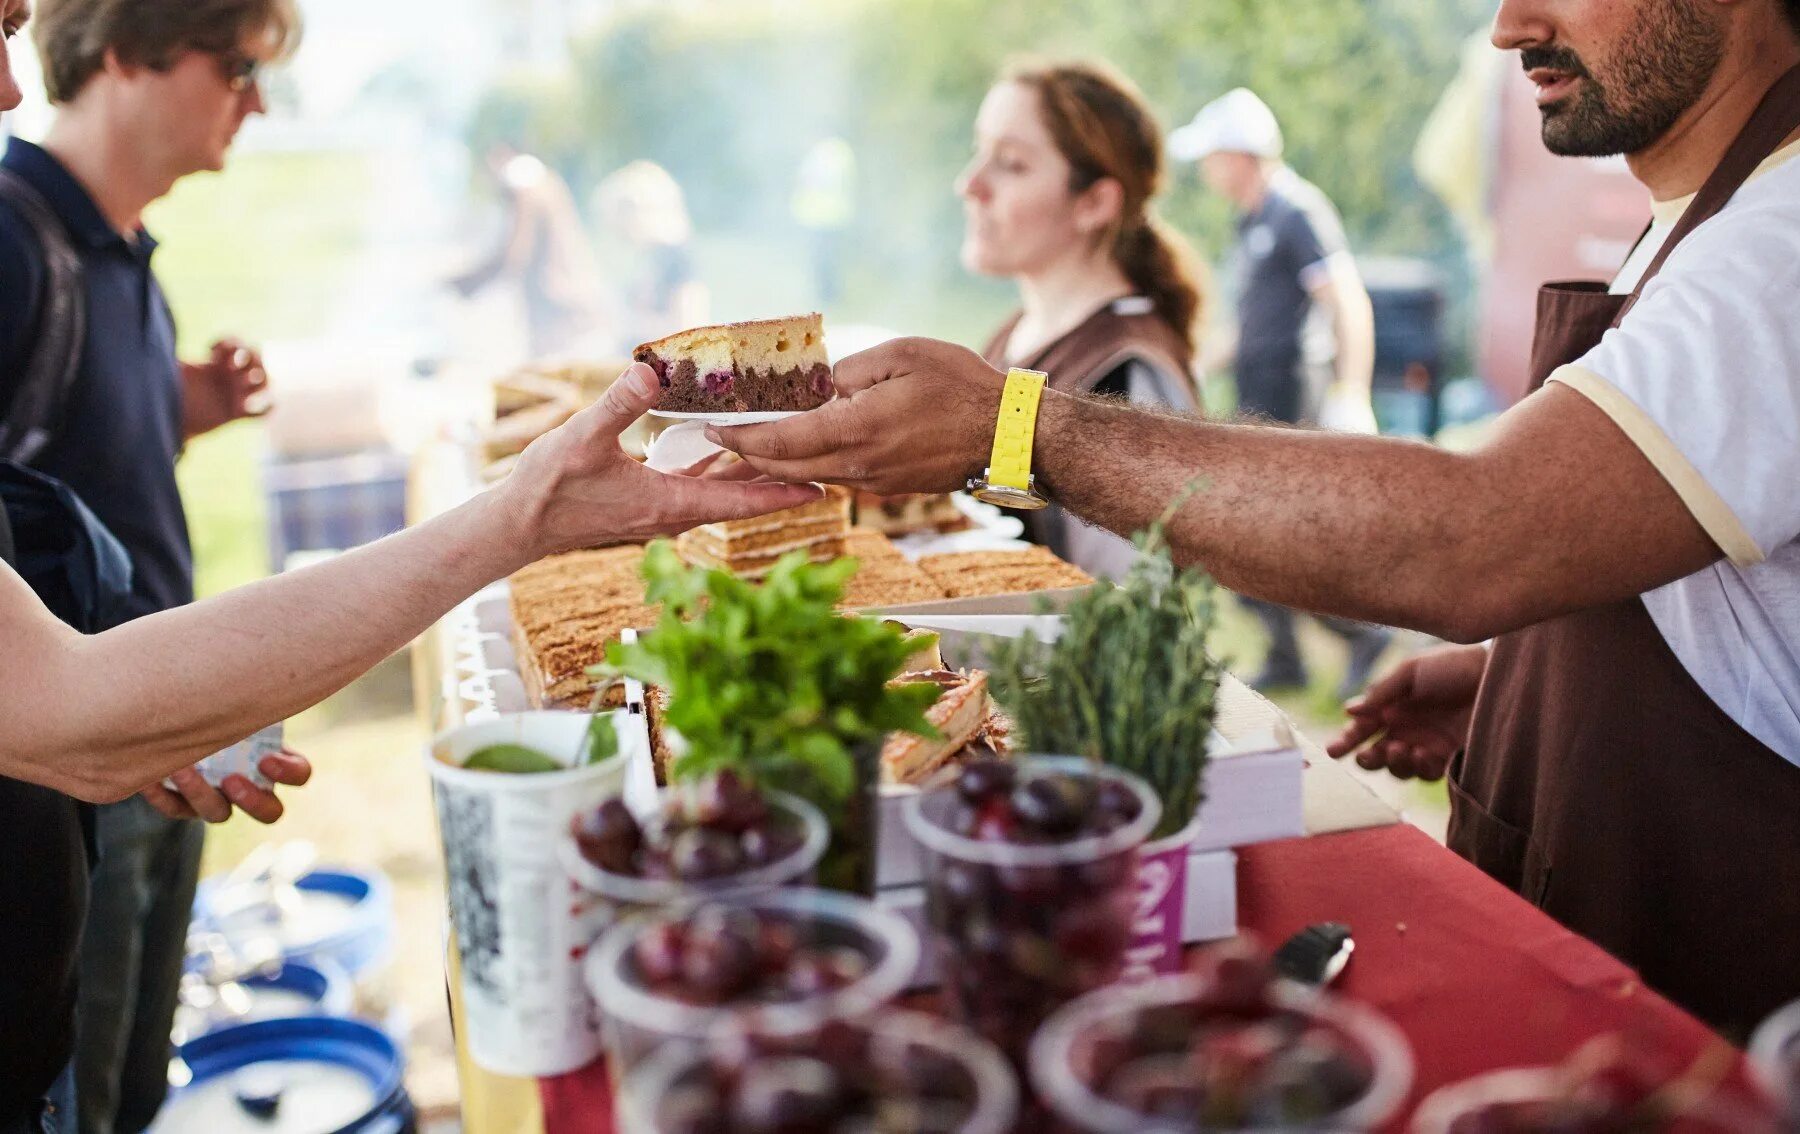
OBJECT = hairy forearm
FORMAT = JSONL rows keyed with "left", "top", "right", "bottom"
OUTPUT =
{"left": 4, "top": 490, "right": 535, "bottom": 801}
{"left": 1031, "top": 386, "right": 1716, "bottom": 642}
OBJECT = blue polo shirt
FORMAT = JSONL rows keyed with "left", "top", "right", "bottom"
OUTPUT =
{"left": 0, "top": 137, "right": 192, "bottom": 627}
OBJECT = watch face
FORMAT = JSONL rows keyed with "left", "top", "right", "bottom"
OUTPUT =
{"left": 970, "top": 483, "right": 1050, "bottom": 511}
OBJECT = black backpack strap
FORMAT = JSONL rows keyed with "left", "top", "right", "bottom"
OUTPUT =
{"left": 0, "top": 490, "right": 14, "bottom": 568}
{"left": 0, "top": 168, "right": 87, "bottom": 464}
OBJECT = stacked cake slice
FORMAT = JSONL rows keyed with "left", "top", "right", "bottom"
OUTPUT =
{"left": 509, "top": 546, "right": 659, "bottom": 709}
{"left": 674, "top": 488, "right": 851, "bottom": 578}
{"left": 880, "top": 669, "right": 997, "bottom": 785}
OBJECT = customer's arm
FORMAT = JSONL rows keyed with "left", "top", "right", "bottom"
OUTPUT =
{"left": 710, "top": 338, "right": 1719, "bottom": 643}
{"left": 0, "top": 364, "right": 819, "bottom": 803}
{"left": 1310, "top": 258, "right": 1376, "bottom": 402}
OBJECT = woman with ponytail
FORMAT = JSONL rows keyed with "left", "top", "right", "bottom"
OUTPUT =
{"left": 958, "top": 60, "right": 1207, "bottom": 577}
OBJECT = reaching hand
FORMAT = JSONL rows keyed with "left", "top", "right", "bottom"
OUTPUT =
{"left": 707, "top": 337, "right": 1007, "bottom": 494}
{"left": 140, "top": 747, "right": 313, "bottom": 824}
{"left": 1326, "top": 643, "right": 1488, "bottom": 781}
{"left": 502, "top": 363, "right": 828, "bottom": 557}
{"left": 181, "top": 338, "right": 270, "bottom": 440}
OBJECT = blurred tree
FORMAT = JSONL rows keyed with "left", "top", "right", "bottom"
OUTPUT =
{"left": 466, "top": 0, "right": 1492, "bottom": 343}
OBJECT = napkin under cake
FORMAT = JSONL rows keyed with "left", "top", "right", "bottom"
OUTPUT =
{"left": 636, "top": 313, "right": 833, "bottom": 414}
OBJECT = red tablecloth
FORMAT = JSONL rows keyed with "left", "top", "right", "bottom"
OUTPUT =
{"left": 539, "top": 823, "right": 1754, "bottom": 1132}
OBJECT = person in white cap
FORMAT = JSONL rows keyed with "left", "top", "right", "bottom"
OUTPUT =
{"left": 1169, "top": 88, "right": 1389, "bottom": 696}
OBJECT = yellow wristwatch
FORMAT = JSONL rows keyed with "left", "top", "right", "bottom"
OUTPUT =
{"left": 967, "top": 368, "right": 1050, "bottom": 511}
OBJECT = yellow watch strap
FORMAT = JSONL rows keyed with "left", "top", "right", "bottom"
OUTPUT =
{"left": 988, "top": 368, "right": 1046, "bottom": 492}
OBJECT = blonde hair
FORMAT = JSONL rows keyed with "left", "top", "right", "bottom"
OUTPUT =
{"left": 34, "top": 0, "right": 301, "bottom": 103}
{"left": 1005, "top": 59, "right": 1207, "bottom": 348}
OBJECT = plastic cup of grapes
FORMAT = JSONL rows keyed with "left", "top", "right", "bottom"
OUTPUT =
{"left": 558, "top": 769, "right": 830, "bottom": 944}
{"left": 1749, "top": 996, "right": 1800, "bottom": 1130}
{"left": 618, "top": 1008, "right": 1020, "bottom": 1134}
{"left": 903, "top": 755, "right": 1161, "bottom": 1061}
{"left": 586, "top": 887, "right": 921, "bottom": 1075}
{"left": 1029, "top": 945, "right": 1414, "bottom": 1133}
{"left": 1410, "top": 1034, "right": 1779, "bottom": 1134}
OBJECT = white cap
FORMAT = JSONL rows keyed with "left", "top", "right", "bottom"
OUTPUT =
{"left": 1168, "top": 88, "right": 1284, "bottom": 162}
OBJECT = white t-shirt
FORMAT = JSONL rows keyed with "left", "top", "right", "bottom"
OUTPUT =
{"left": 1548, "top": 137, "right": 1800, "bottom": 766}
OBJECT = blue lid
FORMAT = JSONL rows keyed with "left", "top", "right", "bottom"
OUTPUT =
{"left": 179, "top": 1016, "right": 403, "bottom": 1103}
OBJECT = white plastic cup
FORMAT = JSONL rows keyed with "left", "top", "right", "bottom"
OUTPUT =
{"left": 586, "top": 887, "right": 918, "bottom": 1075}
{"left": 1410, "top": 1065, "right": 1777, "bottom": 1134}
{"left": 1030, "top": 971, "right": 1414, "bottom": 1134}
{"left": 620, "top": 1008, "right": 1019, "bottom": 1134}
{"left": 426, "top": 710, "right": 631, "bottom": 1077}
{"left": 1750, "top": 996, "right": 1800, "bottom": 1128}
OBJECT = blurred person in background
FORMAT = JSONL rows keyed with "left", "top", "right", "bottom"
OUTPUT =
{"left": 452, "top": 140, "right": 608, "bottom": 359}
{"left": 1169, "top": 86, "right": 1391, "bottom": 698}
{"left": 962, "top": 59, "right": 1205, "bottom": 580}
{"left": 0, "top": 1, "right": 305, "bottom": 1130}
{"left": 595, "top": 159, "right": 709, "bottom": 350}
{"left": 791, "top": 135, "right": 857, "bottom": 307}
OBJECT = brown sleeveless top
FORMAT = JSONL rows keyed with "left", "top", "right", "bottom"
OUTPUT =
{"left": 980, "top": 297, "right": 1195, "bottom": 400}
{"left": 979, "top": 299, "right": 1198, "bottom": 575}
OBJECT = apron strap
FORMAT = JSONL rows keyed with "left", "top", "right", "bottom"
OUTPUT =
{"left": 1616, "top": 62, "right": 1800, "bottom": 323}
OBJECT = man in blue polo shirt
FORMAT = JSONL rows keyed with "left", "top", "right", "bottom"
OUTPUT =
{"left": 1170, "top": 87, "right": 1393, "bottom": 699}
{"left": 0, "top": 2, "right": 301, "bottom": 1131}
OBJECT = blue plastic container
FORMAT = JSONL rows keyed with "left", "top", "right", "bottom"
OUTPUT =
{"left": 162, "top": 1017, "right": 415, "bottom": 1134}
{"left": 235, "top": 958, "right": 355, "bottom": 1026}
{"left": 280, "top": 870, "right": 395, "bottom": 979}
{"left": 196, "top": 867, "right": 396, "bottom": 981}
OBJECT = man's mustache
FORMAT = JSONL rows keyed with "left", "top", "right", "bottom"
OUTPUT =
{"left": 1520, "top": 45, "right": 1592, "bottom": 78}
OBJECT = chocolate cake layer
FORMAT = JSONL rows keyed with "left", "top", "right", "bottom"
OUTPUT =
{"left": 642, "top": 358, "right": 832, "bottom": 414}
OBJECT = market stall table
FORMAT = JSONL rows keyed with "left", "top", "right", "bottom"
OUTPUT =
{"left": 525, "top": 788, "right": 1755, "bottom": 1133}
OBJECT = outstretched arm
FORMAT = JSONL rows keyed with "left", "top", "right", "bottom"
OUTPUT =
{"left": 710, "top": 338, "right": 1717, "bottom": 643}
{"left": 1, "top": 365, "right": 820, "bottom": 803}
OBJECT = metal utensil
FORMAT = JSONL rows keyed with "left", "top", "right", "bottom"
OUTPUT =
{"left": 1274, "top": 921, "right": 1354, "bottom": 986}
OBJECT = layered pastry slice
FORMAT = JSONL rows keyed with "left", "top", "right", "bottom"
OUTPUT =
{"left": 852, "top": 491, "right": 975, "bottom": 537}
{"left": 635, "top": 313, "right": 833, "bottom": 414}
{"left": 916, "top": 546, "right": 1094, "bottom": 599}
{"left": 675, "top": 487, "right": 850, "bottom": 578}
{"left": 881, "top": 669, "right": 994, "bottom": 785}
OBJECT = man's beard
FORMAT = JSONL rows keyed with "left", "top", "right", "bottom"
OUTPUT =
{"left": 1525, "top": 0, "right": 1725, "bottom": 157}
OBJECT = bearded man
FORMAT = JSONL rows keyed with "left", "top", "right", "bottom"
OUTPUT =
{"left": 714, "top": 0, "right": 1800, "bottom": 1038}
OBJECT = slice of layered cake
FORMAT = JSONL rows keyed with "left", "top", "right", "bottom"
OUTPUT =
{"left": 635, "top": 313, "right": 834, "bottom": 414}
{"left": 881, "top": 669, "right": 995, "bottom": 784}
{"left": 851, "top": 491, "right": 975, "bottom": 537}
{"left": 675, "top": 487, "right": 851, "bottom": 578}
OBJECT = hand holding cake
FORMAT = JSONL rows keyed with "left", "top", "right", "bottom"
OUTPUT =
{"left": 502, "top": 359, "right": 826, "bottom": 556}
{"left": 707, "top": 336, "right": 1010, "bottom": 495}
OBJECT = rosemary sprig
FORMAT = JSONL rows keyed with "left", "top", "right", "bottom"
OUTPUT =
{"left": 987, "top": 487, "right": 1222, "bottom": 840}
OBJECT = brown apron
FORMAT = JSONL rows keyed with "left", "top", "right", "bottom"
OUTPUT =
{"left": 1452, "top": 65, "right": 1800, "bottom": 1040}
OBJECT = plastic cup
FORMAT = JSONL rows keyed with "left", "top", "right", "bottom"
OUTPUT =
{"left": 425, "top": 710, "right": 629, "bottom": 1077}
{"left": 586, "top": 887, "right": 919, "bottom": 1075}
{"left": 1750, "top": 996, "right": 1800, "bottom": 1129}
{"left": 1410, "top": 1065, "right": 1779, "bottom": 1134}
{"left": 904, "top": 756, "right": 1160, "bottom": 1061}
{"left": 619, "top": 1008, "right": 1018, "bottom": 1134}
{"left": 557, "top": 784, "right": 829, "bottom": 946}
{"left": 1031, "top": 971, "right": 1414, "bottom": 1133}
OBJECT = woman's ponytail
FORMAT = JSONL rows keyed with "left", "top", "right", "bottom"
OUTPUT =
{"left": 1114, "top": 213, "right": 1205, "bottom": 350}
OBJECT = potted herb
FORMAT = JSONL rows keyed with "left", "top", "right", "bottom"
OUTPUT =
{"left": 597, "top": 541, "right": 940, "bottom": 893}
{"left": 987, "top": 508, "right": 1221, "bottom": 977}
